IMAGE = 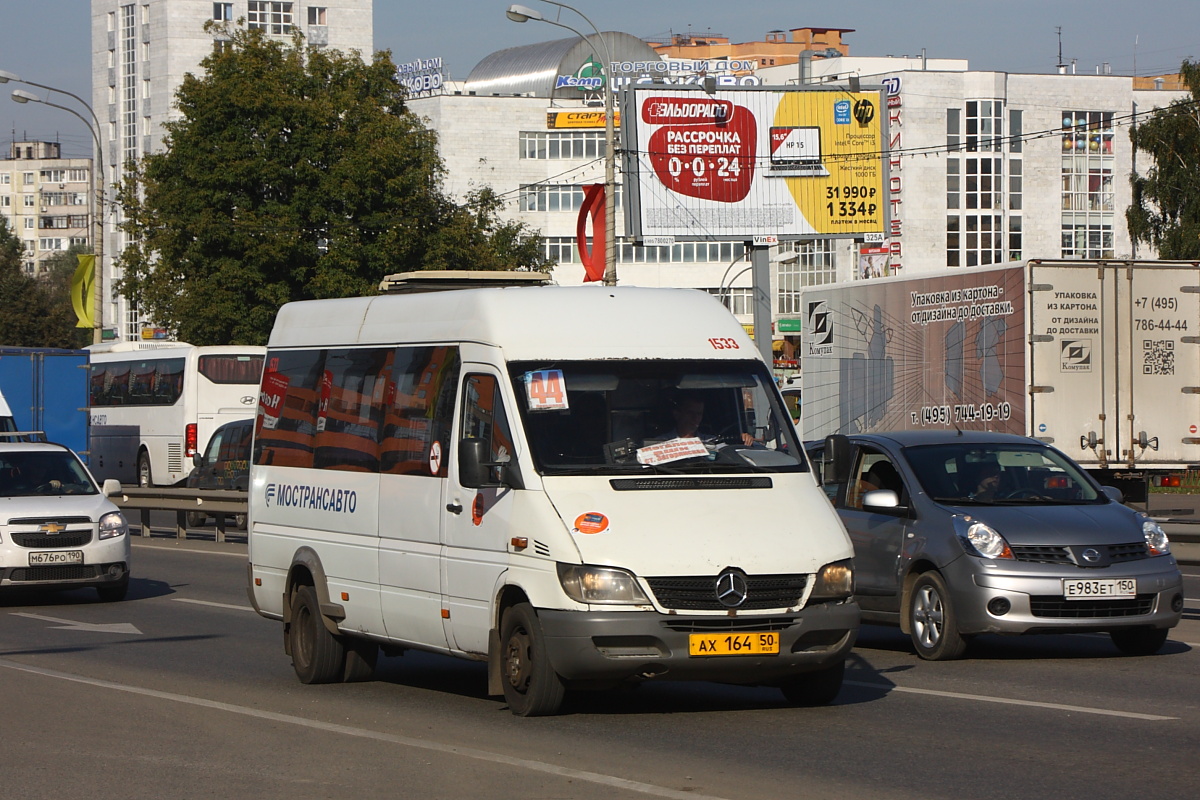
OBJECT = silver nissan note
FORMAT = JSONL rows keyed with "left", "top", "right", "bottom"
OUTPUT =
{"left": 810, "top": 430, "right": 1183, "bottom": 660}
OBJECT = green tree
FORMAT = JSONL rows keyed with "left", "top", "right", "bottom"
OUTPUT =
{"left": 116, "top": 26, "right": 550, "bottom": 346}
{"left": 0, "top": 221, "right": 90, "bottom": 348}
{"left": 1127, "top": 60, "right": 1200, "bottom": 258}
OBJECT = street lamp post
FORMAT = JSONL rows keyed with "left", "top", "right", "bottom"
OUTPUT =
{"left": 3, "top": 71, "right": 105, "bottom": 344}
{"left": 506, "top": 2, "right": 617, "bottom": 285}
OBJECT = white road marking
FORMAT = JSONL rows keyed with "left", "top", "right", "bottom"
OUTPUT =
{"left": 10, "top": 612, "right": 142, "bottom": 635}
{"left": 131, "top": 542, "right": 246, "bottom": 558}
{"left": 0, "top": 657, "right": 732, "bottom": 800}
{"left": 845, "top": 681, "right": 1177, "bottom": 720}
{"left": 172, "top": 598, "right": 255, "bottom": 612}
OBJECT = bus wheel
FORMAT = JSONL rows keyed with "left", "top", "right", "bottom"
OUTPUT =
{"left": 289, "top": 585, "right": 345, "bottom": 684}
{"left": 137, "top": 451, "right": 153, "bottom": 488}
{"left": 185, "top": 511, "right": 207, "bottom": 528}
{"left": 500, "top": 603, "right": 565, "bottom": 716}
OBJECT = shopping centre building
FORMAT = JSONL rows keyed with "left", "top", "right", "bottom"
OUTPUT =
{"left": 408, "top": 29, "right": 1189, "bottom": 359}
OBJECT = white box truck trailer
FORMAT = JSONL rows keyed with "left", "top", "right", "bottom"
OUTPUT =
{"left": 800, "top": 259, "right": 1200, "bottom": 499}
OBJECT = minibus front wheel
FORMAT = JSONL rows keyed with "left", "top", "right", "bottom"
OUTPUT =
{"left": 500, "top": 603, "right": 565, "bottom": 717}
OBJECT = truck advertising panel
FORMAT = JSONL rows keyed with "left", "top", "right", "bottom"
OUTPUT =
{"left": 801, "top": 265, "right": 1027, "bottom": 438}
{"left": 623, "top": 86, "right": 886, "bottom": 241}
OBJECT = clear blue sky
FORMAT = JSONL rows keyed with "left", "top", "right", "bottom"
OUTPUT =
{"left": 2, "top": 0, "right": 1196, "bottom": 157}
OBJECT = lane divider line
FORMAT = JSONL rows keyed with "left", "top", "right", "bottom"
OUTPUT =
{"left": 172, "top": 598, "right": 255, "bottom": 612}
{"left": 845, "top": 680, "right": 1177, "bottom": 720}
{"left": 0, "top": 657, "right": 732, "bottom": 800}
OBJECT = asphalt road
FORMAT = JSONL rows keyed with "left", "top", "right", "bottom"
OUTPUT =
{"left": 1, "top": 538, "right": 1197, "bottom": 800}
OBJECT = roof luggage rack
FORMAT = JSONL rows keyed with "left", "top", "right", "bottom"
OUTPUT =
{"left": 378, "top": 270, "right": 552, "bottom": 294}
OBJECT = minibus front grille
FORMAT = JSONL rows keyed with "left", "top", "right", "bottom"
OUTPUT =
{"left": 646, "top": 574, "right": 806, "bottom": 611}
{"left": 610, "top": 477, "right": 773, "bottom": 491}
{"left": 661, "top": 617, "right": 797, "bottom": 633}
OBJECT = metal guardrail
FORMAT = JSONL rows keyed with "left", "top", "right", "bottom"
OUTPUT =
{"left": 111, "top": 487, "right": 247, "bottom": 543}
{"left": 106, "top": 487, "right": 1200, "bottom": 558}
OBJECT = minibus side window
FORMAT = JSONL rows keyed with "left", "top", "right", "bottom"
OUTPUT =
{"left": 255, "top": 349, "right": 326, "bottom": 469}
{"left": 313, "top": 347, "right": 393, "bottom": 473}
{"left": 380, "top": 346, "right": 460, "bottom": 478}
{"left": 461, "top": 374, "right": 515, "bottom": 477}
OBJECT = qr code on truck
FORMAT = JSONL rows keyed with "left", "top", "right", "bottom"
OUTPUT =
{"left": 1143, "top": 339, "right": 1175, "bottom": 375}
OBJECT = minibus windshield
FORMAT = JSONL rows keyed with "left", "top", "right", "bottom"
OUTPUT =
{"left": 508, "top": 360, "right": 806, "bottom": 475}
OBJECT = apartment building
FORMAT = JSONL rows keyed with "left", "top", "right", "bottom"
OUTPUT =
{"left": 0, "top": 140, "right": 94, "bottom": 276}
{"left": 90, "top": 0, "right": 373, "bottom": 340}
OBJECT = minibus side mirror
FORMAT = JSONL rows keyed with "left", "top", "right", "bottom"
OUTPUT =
{"left": 458, "top": 439, "right": 523, "bottom": 490}
{"left": 192, "top": 452, "right": 204, "bottom": 468}
{"left": 825, "top": 434, "right": 852, "bottom": 484}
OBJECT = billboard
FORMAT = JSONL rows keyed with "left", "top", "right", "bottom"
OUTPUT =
{"left": 800, "top": 265, "right": 1027, "bottom": 439}
{"left": 622, "top": 86, "right": 886, "bottom": 241}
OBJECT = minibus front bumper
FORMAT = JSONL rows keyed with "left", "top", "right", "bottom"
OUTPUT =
{"left": 535, "top": 600, "right": 860, "bottom": 684}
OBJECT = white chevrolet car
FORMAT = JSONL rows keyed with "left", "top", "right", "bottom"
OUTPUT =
{"left": 0, "top": 439, "right": 130, "bottom": 601}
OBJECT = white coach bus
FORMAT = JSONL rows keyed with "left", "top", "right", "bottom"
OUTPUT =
{"left": 247, "top": 286, "right": 859, "bottom": 716}
{"left": 88, "top": 342, "right": 265, "bottom": 486}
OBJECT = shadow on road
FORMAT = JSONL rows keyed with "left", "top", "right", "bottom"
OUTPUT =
{"left": 367, "top": 645, "right": 897, "bottom": 716}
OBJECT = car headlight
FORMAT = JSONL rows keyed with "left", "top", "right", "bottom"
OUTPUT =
{"left": 557, "top": 564, "right": 651, "bottom": 605}
{"left": 99, "top": 511, "right": 128, "bottom": 540}
{"left": 1142, "top": 518, "right": 1171, "bottom": 556}
{"left": 810, "top": 559, "right": 854, "bottom": 600}
{"left": 956, "top": 518, "right": 1013, "bottom": 559}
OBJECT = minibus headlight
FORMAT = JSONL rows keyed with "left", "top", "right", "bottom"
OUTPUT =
{"left": 1143, "top": 519, "right": 1171, "bottom": 556}
{"left": 557, "top": 564, "right": 650, "bottom": 605}
{"left": 99, "top": 511, "right": 128, "bottom": 540}
{"left": 810, "top": 559, "right": 854, "bottom": 600}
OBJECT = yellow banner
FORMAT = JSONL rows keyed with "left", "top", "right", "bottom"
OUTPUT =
{"left": 546, "top": 110, "right": 620, "bottom": 129}
{"left": 71, "top": 254, "right": 95, "bottom": 329}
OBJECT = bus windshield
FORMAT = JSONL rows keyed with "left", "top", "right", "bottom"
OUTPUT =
{"left": 508, "top": 360, "right": 806, "bottom": 475}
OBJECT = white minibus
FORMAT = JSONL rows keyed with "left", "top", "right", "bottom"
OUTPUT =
{"left": 89, "top": 342, "right": 265, "bottom": 486}
{"left": 247, "top": 286, "right": 858, "bottom": 716}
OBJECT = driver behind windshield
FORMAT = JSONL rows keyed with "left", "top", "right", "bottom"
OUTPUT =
{"left": 657, "top": 393, "right": 754, "bottom": 446}
{"left": 1, "top": 452, "right": 92, "bottom": 496}
{"left": 968, "top": 461, "right": 1002, "bottom": 501}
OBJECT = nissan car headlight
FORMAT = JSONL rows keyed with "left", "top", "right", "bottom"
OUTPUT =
{"left": 557, "top": 564, "right": 651, "bottom": 605}
{"left": 810, "top": 559, "right": 854, "bottom": 600}
{"left": 1143, "top": 518, "right": 1171, "bottom": 556}
{"left": 955, "top": 518, "right": 1013, "bottom": 559}
{"left": 99, "top": 511, "right": 128, "bottom": 540}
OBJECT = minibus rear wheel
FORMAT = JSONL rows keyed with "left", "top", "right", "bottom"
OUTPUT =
{"left": 290, "top": 585, "right": 345, "bottom": 684}
{"left": 500, "top": 603, "right": 565, "bottom": 716}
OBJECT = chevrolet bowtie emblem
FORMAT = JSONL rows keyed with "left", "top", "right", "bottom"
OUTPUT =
{"left": 39, "top": 522, "right": 66, "bottom": 535}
